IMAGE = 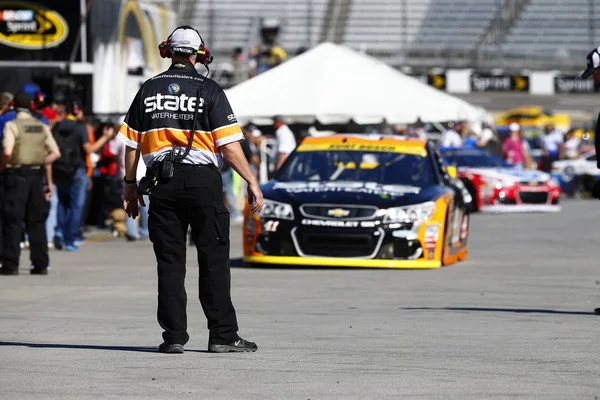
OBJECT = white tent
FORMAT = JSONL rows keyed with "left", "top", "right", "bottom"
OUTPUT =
{"left": 225, "top": 42, "right": 490, "bottom": 126}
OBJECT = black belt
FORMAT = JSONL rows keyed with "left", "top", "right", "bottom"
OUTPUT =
{"left": 9, "top": 164, "right": 43, "bottom": 170}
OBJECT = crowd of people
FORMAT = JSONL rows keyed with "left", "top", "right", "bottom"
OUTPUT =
{"left": 0, "top": 84, "right": 300, "bottom": 256}
{"left": 438, "top": 119, "right": 586, "bottom": 172}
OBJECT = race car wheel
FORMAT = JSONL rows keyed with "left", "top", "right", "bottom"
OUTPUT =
{"left": 441, "top": 207, "right": 451, "bottom": 267}
{"left": 562, "top": 166, "right": 575, "bottom": 183}
{"left": 461, "top": 179, "right": 478, "bottom": 213}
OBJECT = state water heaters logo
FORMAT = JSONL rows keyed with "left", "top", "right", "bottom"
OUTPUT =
{"left": 0, "top": 2, "right": 69, "bottom": 49}
{"left": 168, "top": 83, "right": 180, "bottom": 95}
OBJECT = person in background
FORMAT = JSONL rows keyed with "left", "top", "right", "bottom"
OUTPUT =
{"left": 539, "top": 123, "right": 564, "bottom": 172}
{"left": 125, "top": 139, "right": 149, "bottom": 242}
{"left": 242, "top": 124, "right": 261, "bottom": 179}
{"left": 231, "top": 47, "right": 247, "bottom": 85}
{"left": 440, "top": 120, "right": 463, "bottom": 148}
{"left": 0, "top": 92, "right": 13, "bottom": 116}
{"left": 502, "top": 123, "right": 531, "bottom": 169}
{"left": 409, "top": 118, "right": 427, "bottom": 140}
{"left": 0, "top": 92, "right": 61, "bottom": 275}
{"left": 221, "top": 134, "right": 253, "bottom": 224}
{"left": 563, "top": 129, "right": 580, "bottom": 160}
{"left": 462, "top": 129, "right": 479, "bottom": 148}
{"left": 0, "top": 91, "right": 12, "bottom": 259}
{"left": 51, "top": 104, "right": 115, "bottom": 251}
{"left": 42, "top": 107, "right": 60, "bottom": 249}
{"left": 394, "top": 124, "right": 408, "bottom": 137}
{"left": 272, "top": 115, "right": 296, "bottom": 170}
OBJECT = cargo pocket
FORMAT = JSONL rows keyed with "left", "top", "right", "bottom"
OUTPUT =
{"left": 214, "top": 205, "right": 230, "bottom": 246}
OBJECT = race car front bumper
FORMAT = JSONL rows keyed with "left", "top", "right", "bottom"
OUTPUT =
{"left": 243, "top": 255, "right": 442, "bottom": 269}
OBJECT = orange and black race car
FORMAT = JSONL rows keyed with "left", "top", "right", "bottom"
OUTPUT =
{"left": 243, "top": 134, "right": 470, "bottom": 269}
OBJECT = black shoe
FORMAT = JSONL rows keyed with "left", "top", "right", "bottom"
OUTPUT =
{"left": 30, "top": 267, "right": 48, "bottom": 275}
{"left": 125, "top": 235, "right": 137, "bottom": 242}
{"left": 0, "top": 267, "right": 19, "bottom": 275}
{"left": 158, "top": 343, "right": 184, "bottom": 354}
{"left": 594, "top": 308, "right": 600, "bottom": 315}
{"left": 208, "top": 338, "right": 258, "bottom": 353}
{"left": 53, "top": 235, "right": 64, "bottom": 250}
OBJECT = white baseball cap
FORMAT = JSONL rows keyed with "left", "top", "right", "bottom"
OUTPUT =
{"left": 169, "top": 27, "right": 202, "bottom": 54}
{"left": 509, "top": 122, "right": 520, "bottom": 132}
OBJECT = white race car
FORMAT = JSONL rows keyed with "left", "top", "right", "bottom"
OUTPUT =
{"left": 551, "top": 151, "right": 597, "bottom": 180}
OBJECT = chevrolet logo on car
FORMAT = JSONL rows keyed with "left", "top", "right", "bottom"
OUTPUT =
{"left": 327, "top": 208, "right": 351, "bottom": 218}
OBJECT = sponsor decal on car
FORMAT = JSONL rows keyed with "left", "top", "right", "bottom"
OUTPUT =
{"left": 273, "top": 182, "right": 421, "bottom": 196}
{"left": 424, "top": 225, "right": 439, "bottom": 242}
{"left": 301, "top": 219, "right": 378, "bottom": 228}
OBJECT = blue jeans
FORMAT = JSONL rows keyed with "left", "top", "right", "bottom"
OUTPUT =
{"left": 45, "top": 183, "right": 58, "bottom": 241}
{"left": 56, "top": 168, "right": 89, "bottom": 246}
{"left": 126, "top": 193, "right": 149, "bottom": 239}
{"left": 221, "top": 168, "right": 241, "bottom": 219}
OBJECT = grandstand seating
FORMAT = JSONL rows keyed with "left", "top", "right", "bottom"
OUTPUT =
{"left": 167, "top": 0, "right": 596, "bottom": 71}
{"left": 187, "top": 0, "right": 328, "bottom": 55}
{"left": 495, "top": 0, "right": 598, "bottom": 60}
{"left": 343, "top": 0, "right": 498, "bottom": 54}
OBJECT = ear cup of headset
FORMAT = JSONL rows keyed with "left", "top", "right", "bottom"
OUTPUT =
{"left": 159, "top": 41, "right": 171, "bottom": 58}
{"left": 198, "top": 44, "right": 213, "bottom": 65}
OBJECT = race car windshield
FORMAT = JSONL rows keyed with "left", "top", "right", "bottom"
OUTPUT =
{"left": 443, "top": 150, "right": 507, "bottom": 168}
{"left": 275, "top": 151, "right": 436, "bottom": 188}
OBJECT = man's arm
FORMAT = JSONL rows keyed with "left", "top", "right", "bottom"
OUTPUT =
{"left": 220, "top": 141, "right": 258, "bottom": 186}
{"left": 124, "top": 146, "right": 140, "bottom": 182}
{"left": 2, "top": 122, "right": 16, "bottom": 168}
{"left": 275, "top": 152, "right": 287, "bottom": 170}
{"left": 83, "top": 130, "right": 112, "bottom": 154}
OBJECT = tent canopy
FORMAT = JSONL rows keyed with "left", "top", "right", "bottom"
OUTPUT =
{"left": 225, "top": 42, "right": 489, "bottom": 126}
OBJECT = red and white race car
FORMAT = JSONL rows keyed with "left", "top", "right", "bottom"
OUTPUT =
{"left": 442, "top": 148, "right": 561, "bottom": 213}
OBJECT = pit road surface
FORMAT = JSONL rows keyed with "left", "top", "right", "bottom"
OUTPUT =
{"left": 0, "top": 200, "right": 599, "bottom": 399}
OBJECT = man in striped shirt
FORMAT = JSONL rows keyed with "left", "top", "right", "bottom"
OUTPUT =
{"left": 118, "top": 26, "right": 264, "bottom": 354}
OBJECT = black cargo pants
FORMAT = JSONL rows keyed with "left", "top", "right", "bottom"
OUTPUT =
{"left": 2, "top": 167, "right": 49, "bottom": 271}
{"left": 148, "top": 164, "right": 240, "bottom": 345}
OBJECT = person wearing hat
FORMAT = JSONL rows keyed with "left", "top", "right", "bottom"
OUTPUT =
{"left": 119, "top": 25, "right": 263, "bottom": 353}
{"left": 0, "top": 92, "right": 61, "bottom": 275}
{"left": 583, "top": 47, "right": 600, "bottom": 201}
{"left": 579, "top": 46, "right": 600, "bottom": 315}
{"left": 502, "top": 123, "right": 532, "bottom": 170}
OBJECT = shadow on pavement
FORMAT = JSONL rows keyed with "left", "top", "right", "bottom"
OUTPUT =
{"left": 0, "top": 341, "right": 209, "bottom": 353}
{"left": 401, "top": 307, "right": 596, "bottom": 316}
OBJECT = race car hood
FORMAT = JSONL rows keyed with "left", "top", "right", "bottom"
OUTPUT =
{"left": 262, "top": 181, "right": 443, "bottom": 208}
{"left": 459, "top": 167, "right": 552, "bottom": 183}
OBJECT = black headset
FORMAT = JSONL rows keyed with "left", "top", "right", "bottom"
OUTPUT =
{"left": 158, "top": 25, "right": 213, "bottom": 68}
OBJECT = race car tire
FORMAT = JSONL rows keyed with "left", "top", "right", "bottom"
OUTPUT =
{"left": 562, "top": 166, "right": 575, "bottom": 183}
{"left": 461, "top": 178, "right": 478, "bottom": 213}
{"left": 441, "top": 207, "right": 451, "bottom": 267}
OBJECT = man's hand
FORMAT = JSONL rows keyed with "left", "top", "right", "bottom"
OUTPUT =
{"left": 247, "top": 181, "right": 264, "bottom": 214}
{"left": 45, "top": 185, "right": 53, "bottom": 202}
{"left": 124, "top": 183, "right": 146, "bottom": 218}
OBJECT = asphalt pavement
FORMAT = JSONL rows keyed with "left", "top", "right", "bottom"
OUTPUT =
{"left": 0, "top": 200, "right": 599, "bottom": 399}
